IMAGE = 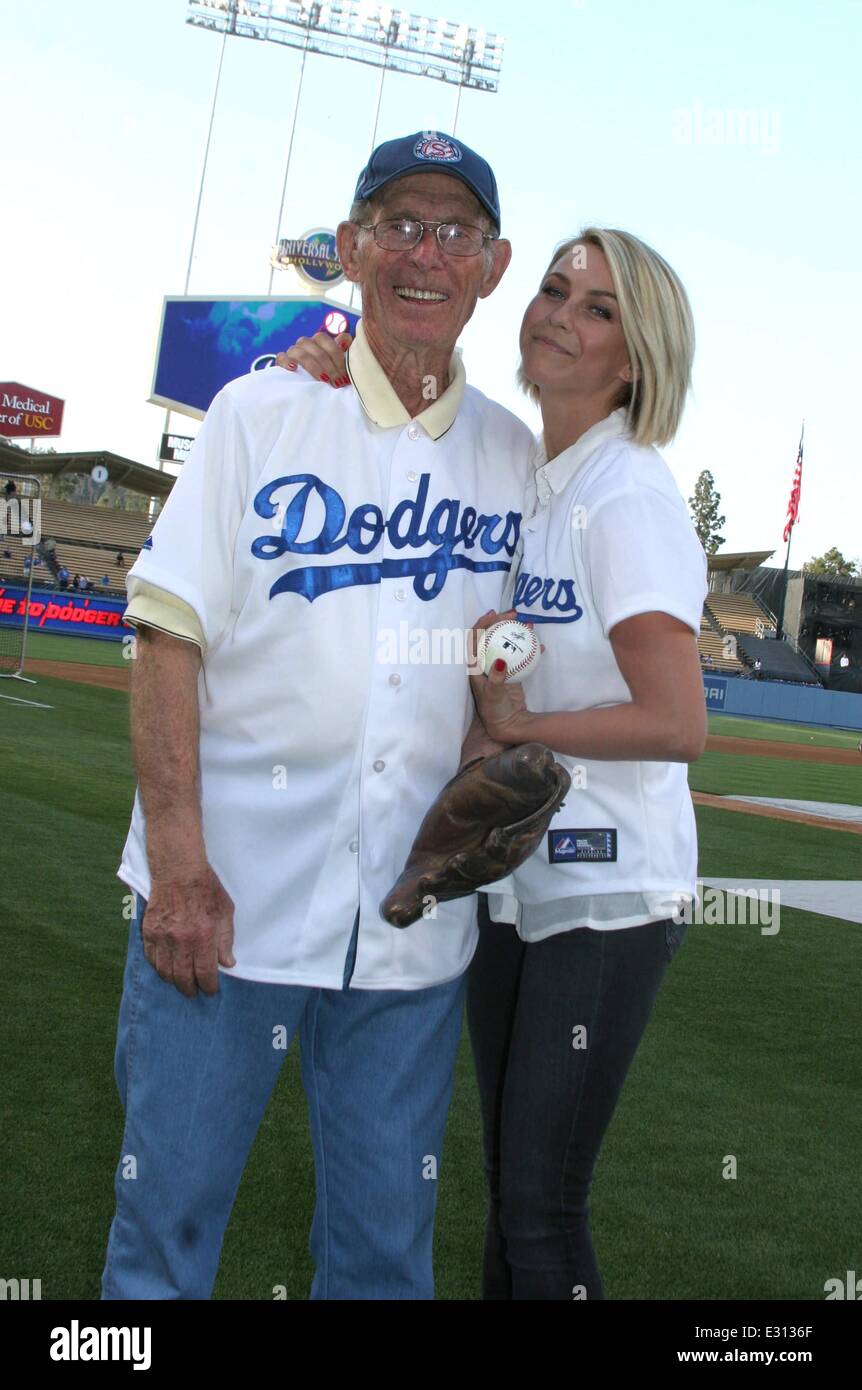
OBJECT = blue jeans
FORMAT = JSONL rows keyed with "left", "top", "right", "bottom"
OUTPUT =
{"left": 101, "top": 894, "right": 465, "bottom": 1300}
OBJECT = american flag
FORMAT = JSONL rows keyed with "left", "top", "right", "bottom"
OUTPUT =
{"left": 783, "top": 425, "right": 804, "bottom": 543}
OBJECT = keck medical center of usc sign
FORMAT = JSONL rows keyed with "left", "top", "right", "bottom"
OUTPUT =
{"left": 0, "top": 383, "right": 65, "bottom": 438}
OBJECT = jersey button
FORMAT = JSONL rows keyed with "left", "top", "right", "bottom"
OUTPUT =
{"left": 407, "top": 424, "right": 420, "bottom": 440}
{"left": 388, "top": 673, "right": 402, "bottom": 687}
{"left": 394, "top": 588, "right": 407, "bottom": 601}
{"left": 348, "top": 839, "right": 359, "bottom": 854}
{"left": 373, "top": 759, "right": 386, "bottom": 772}
{"left": 406, "top": 469, "right": 419, "bottom": 482}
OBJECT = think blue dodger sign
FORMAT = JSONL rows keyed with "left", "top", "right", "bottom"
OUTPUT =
{"left": 703, "top": 676, "right": 727, "bottom": 709}
{"left": 150, "top": 296, "right": 360, "bottom": 419}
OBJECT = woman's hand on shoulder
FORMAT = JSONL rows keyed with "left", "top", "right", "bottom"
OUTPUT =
{"left": 275, "top": 331, "right": 353, "bottom": 387}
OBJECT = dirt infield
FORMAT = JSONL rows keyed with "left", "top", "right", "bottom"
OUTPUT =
{"left": 705, "top": 734, "right": 861, "bottom": 766}
{"left": 14, "top": 661, "right": 862, "bottom": 835}
{"left": 14, "top": 652, "right": 862, "bottom": 841}
{"left": 18, "top": 663, "right": 862, "bottom": 777}
{"left": 23, "top": 658, "right": 130, "bottom": 692}
{"left": 692, "top": 791, "right": 862, "bottom": 835}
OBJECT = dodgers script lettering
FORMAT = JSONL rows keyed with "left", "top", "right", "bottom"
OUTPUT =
{"left": 251, "top": 472, "right": 521, "bottom": 603}
{"left": 513, "top": 568, "right": 583, "bottom": 623}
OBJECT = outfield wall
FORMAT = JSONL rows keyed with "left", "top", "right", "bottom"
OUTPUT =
{"left": 0, "top": 581, "right": 129, "bottom": 642}
{"left": 703, "top": 674, "right": 862, "bottom": 730}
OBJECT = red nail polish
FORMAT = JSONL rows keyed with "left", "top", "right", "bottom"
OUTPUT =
{"left": 341, "top": 376, "right": 351, "bottom": 386}
{"left": 286, "top": 362, "right": 297, "bottom": 371}
{"left": 321, "top": 374, "right": 330, "bottom": 383}
{"left": 493, "top": 659, "right": 507, "bottom": 673}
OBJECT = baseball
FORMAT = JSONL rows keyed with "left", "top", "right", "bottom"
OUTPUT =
{"left": 477, "top": 620, "right": 541, "bottom": 682}
{"left": 324, "top": 310, "right": 348, "bottom": 337}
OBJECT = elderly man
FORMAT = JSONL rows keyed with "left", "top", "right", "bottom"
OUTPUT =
{"left": 101, "top": 131, "right": 533, "bottom": 1301}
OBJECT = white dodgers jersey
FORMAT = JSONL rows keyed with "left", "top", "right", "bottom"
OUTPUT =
{"left": 118, "top": 365, "right": 533, "bottom": 988}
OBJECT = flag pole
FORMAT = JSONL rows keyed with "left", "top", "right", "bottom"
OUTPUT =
{"left": 775, "top": 420, "right": 804, "bottom": 640}
{"left": 775, "top": 525, "right": 793, "bottom": 641}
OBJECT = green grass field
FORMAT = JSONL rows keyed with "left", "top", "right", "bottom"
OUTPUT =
{"left": 17, "top": 628, "right": 129, "bottom": 667}
{"left": 707, "top": 712, "right": 862, "bottom": 749}
{"left": 690, "top": 751, "right": 862, "bottom": 805}
{"left": 2, "top": 653, "right": 860, "bottom": 1300}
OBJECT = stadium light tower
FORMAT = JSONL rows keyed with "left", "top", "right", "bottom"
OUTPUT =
{"left": 186, "top": 2, "right": 504, "bottom": 91}
{"left": 185, "top": 0, "right": 506, "bottom": 291}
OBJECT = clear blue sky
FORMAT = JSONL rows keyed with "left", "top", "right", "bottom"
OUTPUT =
{"left": 4, "top": 0, "right": 861, "bottom": 566}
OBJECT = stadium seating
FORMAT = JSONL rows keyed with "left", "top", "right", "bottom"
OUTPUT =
{"left": 697, "top": 612, "right": 747, "bottom": 672}
{"left": 39, "top": 498, "right": 152, "bottom": 550}
{"left": 705, "top": 591, "right": 776, "bottom": 636}
{"left": 1, "top": 497, "right": 153, "bottom": 592}
{"left": 701, "top": 589, "right": 821, "bottom": 682}
{"left": 736, "top": 634, "right": 820, "bottom": 684}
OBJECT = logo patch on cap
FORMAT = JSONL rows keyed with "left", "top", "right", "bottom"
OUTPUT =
{"left": 413, "top": 133, "right": 462, "bottom": 163}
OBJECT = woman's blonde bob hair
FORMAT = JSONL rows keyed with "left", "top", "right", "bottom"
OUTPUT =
{"left": 518, "top": 227, "right": 695, "bottom": 449}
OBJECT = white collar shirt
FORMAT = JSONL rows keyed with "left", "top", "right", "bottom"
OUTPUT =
{"left": 119, "top": 324, "right": 534, "bottom": 988}
{"left": 486, "top": 409, "right": 708, "bottom": 939}
{"left": 533, "top": 408, "right": 631, "bottom": 505}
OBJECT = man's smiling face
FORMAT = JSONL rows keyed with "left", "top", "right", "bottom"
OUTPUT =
{"left": 337, "top": 171, "right": 511, "bottom": 361}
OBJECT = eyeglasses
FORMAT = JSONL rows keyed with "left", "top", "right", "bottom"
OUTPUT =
{"left": 357, "top": 217, "right": 495, "bottom": 257}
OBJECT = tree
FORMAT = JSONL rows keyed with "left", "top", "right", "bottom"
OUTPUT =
{"left": 40, "top": 472, "right": 149, "bottom": 512}
{"left": 802, "top": 548, "right": 859, "bottom": 578}
{"left": 688, "top": 470, "right": 726, "bottom": 554}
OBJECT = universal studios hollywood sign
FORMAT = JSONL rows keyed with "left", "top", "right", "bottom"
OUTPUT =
{"left": 271, "top": 229, "right": 345, "bottom": 287}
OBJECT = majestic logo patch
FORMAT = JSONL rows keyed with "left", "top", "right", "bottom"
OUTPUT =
{"left": 251, "top": 472, "right": 520, "bottom": 603}
{"left": 548, "top": 829, "right": 617, "bottom": 863}
{"left": 413, "top": 133, "right": 462, "bottom": 163}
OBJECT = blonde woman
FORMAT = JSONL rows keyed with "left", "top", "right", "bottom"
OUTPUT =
{"left": 277, "top": 227, "right": 707, "bottom": 1301}
{"left": 465, "top": 228, "right": 707, "bottom": 1300}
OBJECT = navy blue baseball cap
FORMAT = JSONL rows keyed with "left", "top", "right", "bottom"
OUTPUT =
{"left": 353, "top": 130, "right": 501, "bottom": 231}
